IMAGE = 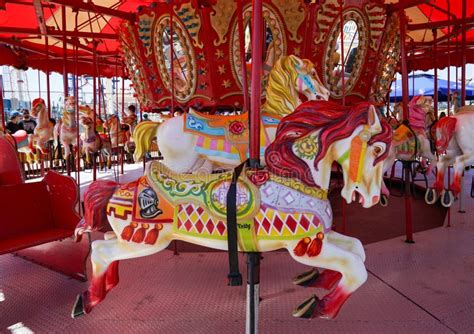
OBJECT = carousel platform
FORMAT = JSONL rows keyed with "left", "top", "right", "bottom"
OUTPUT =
{"left": 1, "top": 167, "right": 473, "bottom": 333}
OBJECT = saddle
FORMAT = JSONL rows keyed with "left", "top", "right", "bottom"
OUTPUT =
{"left": 183, "top": 111, "right": 276, "bottom": 161}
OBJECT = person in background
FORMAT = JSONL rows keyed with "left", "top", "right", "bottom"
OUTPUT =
{"left": 6, "top": 111, "right": 24, "bottom": 134}
{"left": 20, "top": 109, "right": 37, "bottom": 134}
{"left": 142, "top": 113, "right": 149, "bottom": 121}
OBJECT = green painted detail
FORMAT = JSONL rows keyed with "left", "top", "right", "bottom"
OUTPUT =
{"left": 336, "top": 149, "right": 350, "bottom": 165}
{"left": 237, "top": 220, "right": 258, "bottom": 252}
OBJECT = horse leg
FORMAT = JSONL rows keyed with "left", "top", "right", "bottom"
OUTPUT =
{"left": 72, "top": 236, "right": 171, "bottom": 318}
{"left": 292, "top": 231, "right": 364, "bottom": 290}
{"left": 447, "top": 153, "right": 474, "bottom": 206}
{"left": 426, "top": 156, "right": 449, "bottom": 204}
{"left": 288, "top": 239, "right": 367, "bottom": 319}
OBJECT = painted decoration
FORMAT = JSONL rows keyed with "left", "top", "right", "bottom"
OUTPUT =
{"left": 133, "top": 55, "right": 329, "bottom": 173}
{"left": 73, "top": 100, "right": 392, "bottom": 320}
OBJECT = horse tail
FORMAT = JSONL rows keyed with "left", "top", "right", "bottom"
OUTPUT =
{"left": 434, "top": 116, "right": 457, "bottom": 154}
{"left": 74, "top": 180, "right": 119, "bottom": 242}
{"left": 133, "top": 121, "right": 160, "bottom": 162}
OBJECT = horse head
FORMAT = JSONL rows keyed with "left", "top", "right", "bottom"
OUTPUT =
{"left": 31, "top": 98, "right": 46, "bottom": 118}
{"left": 266, "top": 101, "right": 392, "bottom": 208}
{"left": 64, "top": 96, "right": 76, "bottom": 114}
{"left": 295, "top": 57, "right": 330, "bottom": 102}
{"left": 80, "top": 116, "right": 95, "bottom": 130}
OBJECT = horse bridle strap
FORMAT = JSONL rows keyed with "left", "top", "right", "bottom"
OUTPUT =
{"left": 226, "top": 160, "right": 247, "bottom": 286}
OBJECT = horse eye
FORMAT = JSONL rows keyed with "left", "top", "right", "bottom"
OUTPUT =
{"left": 374, "top": 146, "right": 383, "bottom": 156}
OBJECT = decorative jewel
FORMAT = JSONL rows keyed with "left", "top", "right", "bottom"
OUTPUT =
{"left": 229, "top": 121, "right": 245, "bottom": 135}
{"left": 249, "top": 171, "right": 270, "bottom": 186}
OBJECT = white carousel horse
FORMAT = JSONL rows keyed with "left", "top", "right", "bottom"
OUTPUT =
{"left": 380, "top": 96, "right": 437, "bottom": 205}
{"left": 72, "top": 101, "right": 392, "bottom": 320}
{"left": 133, "top": 55, "right": 330, "bottom": 173}
{"left": 425, "top": 106, "right": 474, "bottom": 207}
{"left": 29, "top": 98, "right": 54, "bottom": 155}
{"left": 54, "top": 96, "right": 78, "bottom": 163}
{"left": 80, "top": 116, "right": 112, "bottom": 169}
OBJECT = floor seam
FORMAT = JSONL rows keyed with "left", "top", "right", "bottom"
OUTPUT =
{"left": 367, "top": 269, "right": 457, "bottom": 333}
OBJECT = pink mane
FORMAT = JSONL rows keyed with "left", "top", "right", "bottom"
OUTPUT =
{"left": 265, "top": 101, "right": 392, "bottom": 187}
{"left": 434, "top": 116, "right": 457, "bottom": 153}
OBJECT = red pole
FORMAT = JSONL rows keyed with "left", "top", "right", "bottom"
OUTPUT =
{"left": 249, "top": 0, "right": 263, "bottom": 167}
{"left": 121, "top": 72, "right": 125, "bottom": 175}
{"left": 461, "top": 0, "right": 467, "bottom": 105}
{"left": 433, "top": 29, "right": 439, "bottom": 118}
{"left": 45, "top": 36, "right": 51, "bottom": 117}
{"left": 237, "top": 0, "right": 249, "bottom": 113}
{"left": 0, "top": 76, "right": 5, "bottom": 129}
{"left": 74, "top": 11, "right": 81, "bottom": 214}
{"left": 92, "top": 41, "right": 97, "bottom": 181}
{"left": 62, "top": 5, "right": 68, "bottom": 97}
{"left": 400, "top": 11, "right": 414, "bottom": 243}
{"left": 446, "top": 0, "right": 451, "bottom": 114}
{"left": 339, "top": 0, "right": 345, "bottom": 105}
{"left": 169, "top": 3, "right": 175, "bottom": 115}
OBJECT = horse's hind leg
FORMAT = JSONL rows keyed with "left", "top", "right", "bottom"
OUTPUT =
{"left": 72, "top": 237, "right": 171, "bottom": 318}
{"left": 288, "top": 239, "right": 367, "bottom": 319}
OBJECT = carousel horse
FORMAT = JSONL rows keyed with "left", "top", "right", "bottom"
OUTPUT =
{"left": 133, "top": 55, "right": 330, "bottom": 173}
{"left": 29, "top": 98, "right": 54, "bottom": 155}
{"left": 425, "top": 106, "right": 474, "bottom": 207}
{"left": 103, "top": 114, "right": 130, "bottom": 149}
{"left": 72, "top": 101, "right": 392, "bottom": 320}
{"left": 54, "top": 96, "right": 78, "bottom": 163}
{"left": 380, "top": 95, "right": 437, "bottom": 205}
{"left": 80, "top": 116, "right": 112, "bottom": 169}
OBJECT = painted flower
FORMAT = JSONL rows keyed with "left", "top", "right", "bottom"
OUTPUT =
{"left": 229, "top": 121, "right": 245, "bottom": 135}
{"left": 295, "top": 134, "right": 318, "bottom": 160}
{"left": 249, "top": 171, "right": 270, "bottom": 186}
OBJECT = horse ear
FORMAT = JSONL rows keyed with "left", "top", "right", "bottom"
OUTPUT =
{"left": 368, "top": 105, "right": 381, "bottom": 130}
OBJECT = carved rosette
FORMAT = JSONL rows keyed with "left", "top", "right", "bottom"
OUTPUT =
{"left": 370, "top": 13, "right": 401, "bottom": 103}
{"left": 210, "top": 0, "right": 237, "bottom": 46}
{"left": 154, "top": 15, "right": 197, "bottom": 103}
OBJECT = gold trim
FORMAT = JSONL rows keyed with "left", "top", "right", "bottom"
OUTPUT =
{"left": 157, "top": 96, "right": 172, "bottom": 105}
{"left": 174, "top": 2, "right": 204, "bottom": 49}
{"left": 220, "top": 91, "right": 243, "bottom": 100}
{"left": 272, "top": 0, "right": 306, "bottom": 42}
{"left": 314, "top": 0, "right": 340, "bottom": 45}
{"left": 138, "top": 12, "right": 156, "bottom": 57}
{"left": 192, "top": 94, "right": 212, "bottom": 101}
{"left": 364, "top": 4, "right": 385, "bottom": 51}
{"left": 210, "top": 0, "right": 236, "bottom": 46}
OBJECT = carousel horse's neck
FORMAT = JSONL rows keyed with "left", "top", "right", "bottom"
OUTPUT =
{"left": 36, "top": 106, "right": 50, "bottom": 128}
{"left": 63, "top": 111, "right": 77, "bottom": 129}
{"left": 83, "top": 126, "right": 97, "bottom": 143}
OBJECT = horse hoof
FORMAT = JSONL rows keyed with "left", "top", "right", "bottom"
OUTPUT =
{"left": 441, "top": 190, "right": 454, "bottom": 208}
{"left": 425, "top": 188, "right": 438, "bottom": 205}
{"left": 71, "top": 294, "right": 86, "bottom": 319}
{"left": 380, "top": 194, "right": 388, "bottom": 207}
{"left": 292, "top": 295, "right": 319, "bottom": 319}
{"left": 293, "top": 268, "right": 319, "bottom": 287}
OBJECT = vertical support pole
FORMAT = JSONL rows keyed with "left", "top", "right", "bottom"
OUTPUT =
{"left": 400, "top": 11, "right": 414, "bottom": 243}
{"left": 249, "top": 0, "right": 263, "bottom": 168}
{"left": 0, "top": 75, "right": 5, "bottom": 130}
{"left": 447, "top": 167, "right": 451, "bottom": 227}
{"left": 433, "top": 29, "right": 439, "bottom": 118}
{"left": 246, "top": 253, "right": 260, "bottom": 334}
{"left": 62, "top": 5, "right": 68, "bottom": 97}
{"left": 446, "top": 0, "right": 451, "bottom": 114}
{"left": 169, "top": 2, "right": 175, "bottom": 115}
{"left": 45, "top": 36, "right": 51, "bottom": 117}
{"left": 237, "top": 0, "right": 249, "bottom": 113}
{"left": 121, "top": 73, "right": 125, "bottom": 175}
{"left": 461, "top": 0, "right": 467, "bottom": 105}
{"left": 338, "top": 0, "right": 346, "bottom": 232}
{"left": 37, "top": 70, "right": 42, "bottom": 98}
{"left": 92, "top": 42, "right": 97, "bottom": 181}
{"left": 74, "top": 11, "right": 81, "bottom": 214}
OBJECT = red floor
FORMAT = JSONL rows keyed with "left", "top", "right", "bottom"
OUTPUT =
{"left": 1, "top": 166, "right": 473, "bottom": 333}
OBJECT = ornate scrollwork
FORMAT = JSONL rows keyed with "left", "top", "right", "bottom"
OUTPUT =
{"left": 272, "top": 0, "right": 306, "bottom": 42}
{"left": 370, "top": 13, "right": 400, "bottom": 103}
{"left": 210, "top": 0, "right": 236, "bottom": 46}
{"left": 174, "top": 2, "right": 204, "bottom": 49}
{"left": 154, "top": 15, "right": 197, "bottom": 103}
{"left": 229, "top": 4, "right": 286, "bottom": 96}
{"left": 323, "top": 9, "right": 368, "bottom": 98}
{"left": 313, "top": 0, "right": 340, "bottom": 45}
{"left": 137, "top": 12, "right": 155, "bottom": 57}
{"left": 364, "top": 4, "right": 385, "bottom": 51}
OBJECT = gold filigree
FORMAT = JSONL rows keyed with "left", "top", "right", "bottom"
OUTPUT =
{"left": 314, "top": 0, "right": 340, "bottom": 45}
{"left": 272, "top": 0, "right": 306, "bottom": 42}
{"left": 269, "top": 174, "right": 328, "bottom": 200}
{"left": 174, "top": 2, "right": 203, "bottom": 49}
{"left": 210, "top": 0, "right": 236, "bottom": 46}
{"left": 137, "top": 12, "right": 155, "bottom": 57}
{"left": 364, "top": 4, "right": 386, "bottom": 51}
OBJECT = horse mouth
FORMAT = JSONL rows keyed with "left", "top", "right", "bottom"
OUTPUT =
{"left": 351, "top": 190, "right": 365, "bottom": 206}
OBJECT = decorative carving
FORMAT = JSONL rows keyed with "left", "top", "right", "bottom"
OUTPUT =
{"left": 174, "top": 2, "right": 204, "bottom": 49}
{"left": 364, "top": 4, "right": 385, "bottom": 51}
{"left": 323, "top": 9, "right": 368, "bottom": 98}
{"left": 229, "top": 4, "right": 286, "bottom": 95}
{"left": 154, "top": 15, "right": 197, "bottom": 103}
{"left": 314, "top": 0, "right": 340, "bottom": 45}
{"left": 272, "top": 0, "right": 306, "bottom": 42}
{"left": 137, "top": 12, "right": 155, "bottom": 57}
{"left": 210, "top": 0, "right": 237, "bottom": 46}
{"left": 370, "top": 13, "right": 400, "bottom": 103}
